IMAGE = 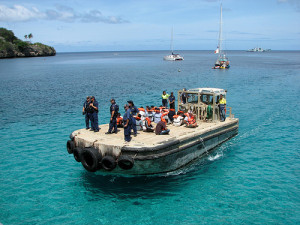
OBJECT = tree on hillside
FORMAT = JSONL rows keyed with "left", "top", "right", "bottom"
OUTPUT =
{"left": 24, "top": 35, "right": 28, "bottom": 40}
{"left": 0, "top": 28, "right": 17, "bottom": 43}
{"left": 28, "top": 33, "right": 33, "bottom": 42}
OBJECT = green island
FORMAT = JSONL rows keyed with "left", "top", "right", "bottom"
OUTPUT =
{"left": 0, "top": 27, "right": 56, "bottom": 58}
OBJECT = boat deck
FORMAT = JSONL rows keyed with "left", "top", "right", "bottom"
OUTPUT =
{"left": 73, "top": 118, "right": 238, "bottom": 149}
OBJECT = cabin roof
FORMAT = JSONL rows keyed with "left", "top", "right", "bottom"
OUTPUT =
{"left": 187, "top": 88, "right": 226, "bottom": 95}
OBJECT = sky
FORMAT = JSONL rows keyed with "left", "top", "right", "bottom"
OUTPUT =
{"left": 0, "top": 0, "right": 299, "bottom": 52}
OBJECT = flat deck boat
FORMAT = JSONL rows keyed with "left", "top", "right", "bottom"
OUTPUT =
{"left": 66, "top": 88, "right": 239, "bottom": 175}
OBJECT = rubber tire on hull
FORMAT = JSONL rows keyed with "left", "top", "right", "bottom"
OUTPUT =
{"left": 73, "top": 147, "right": 84, "bottom": 162}
{"left": 118, "top": 155, "right": 134, "bottom": 170}
{"left": 81, "top": 148, "right": 102, "bottom": 172}
{"left": 101, "top": 156, "right": 117, "bottom": 171}
{"left": 67, "top": 140, "right": 75, "bottom": 154}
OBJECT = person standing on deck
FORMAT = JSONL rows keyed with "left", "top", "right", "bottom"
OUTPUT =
{"left": 82, "top": 96, "right": 91, "bottom": 130}
{"left": 90, "top": 96, "right": 99, "bottom": 132}
{"left": 180, "top": 88, "right": 188, "bottom": 104}
{"left": 106, "top": 98, "right": 119, "bottom": 134}
{"left": 218, "top": 94, "right": 226, "bottom": 122}
{"left": 169, "top": 92, "right": 175, "bottom": 109}
{"left": 128, "top": 100, "right": 139, "bottom": 137}
{"left": 162, "top": 91, "right": 170, "bottom": 108}
{"left": 123, "top": 104, "right": 132, "bottom": 142}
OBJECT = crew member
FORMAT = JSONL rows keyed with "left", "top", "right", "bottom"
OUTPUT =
{"left": 123, "top": 104, "right": 132, "bottom": 142}
{"left": 161, "top": 91, "right": 170, "bottom": 108}
{"left": 106, "top": 98, "right": 119, "bottom": 134}
{"left": 180, "top": 88, "right": 188, "bottom": 104}
{"left": 90, "top": 96, "right": 99, "bottom": 132}
{"left": 218, "top": 94, "right": 226, "bottom": 122}
{"left": 169, "top": 92, "right": 175, "bottom": 109}
{"left": 128, "top": 100, "right": 139, "bottom": 136}
{"left": 82, "top": 96, "right": 91, "bottom": 129}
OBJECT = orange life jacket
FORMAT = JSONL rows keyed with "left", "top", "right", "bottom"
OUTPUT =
{"left": 145, "top": 117, "right": 151, "bottom": 126}
{"left": 117, "top": 117, "right": 123, "bottom": 124}
{"left": 161, "top": 112, "right": 168, "bottom": 124}
{"left": 138, "top": 108, "right": 145, "bottom": 112}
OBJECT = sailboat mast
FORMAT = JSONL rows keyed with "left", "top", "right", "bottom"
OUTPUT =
{"left": 171, "top": 27, "right": 174, "bottom": 54}
{"left": 218, "top": 4, "right": 223, "bottom": 58}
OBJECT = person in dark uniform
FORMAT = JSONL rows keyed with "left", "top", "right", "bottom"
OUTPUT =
{"left": 106, "top": 98, "right": 119, "bottom": 134}
{"left": 82, "top": 96, "right": 91, "bottom": 129}
{"left": 169, "top": 92, "right": 175, "bottom": 109}
{"left": 180, "top": 88, "right": 188, "bottom": 104}
{"left": 127, "top": 100, "right": 139, "bottom": 137}
{"left": 123, "top": 104, "right": 132, "bottom": 142}
{"left": 90, "top": 96, "right": 99, "bottom": 132}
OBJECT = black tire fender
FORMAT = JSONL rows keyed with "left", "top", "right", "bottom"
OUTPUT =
{"left": 101, "top": 156, "right": 117, "bottom": 171}
{"left": 118, "top": 155, "right": 134, "bottom": 170}
{"left": 73, "top": 147, "right": 84, "bottom": 162}
{"left": 81, "top": 148, "right": 102, "bottom": 172}
{"left": 67, "top": 140, "right": 75, "bottom": 154}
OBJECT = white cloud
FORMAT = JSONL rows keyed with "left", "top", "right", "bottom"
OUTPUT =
{"left": 0, "top": 4, "right": 128, "bottom": 23}
{"left": 0, "top": 5, "right": 45, "bottom": 22}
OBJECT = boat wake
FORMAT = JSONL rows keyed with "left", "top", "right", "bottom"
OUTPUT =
{"left": 208, "top": 152, "right": 223, "bottom": 161}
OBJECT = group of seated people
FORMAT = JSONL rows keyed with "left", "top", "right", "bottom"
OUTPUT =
{"left": 116, "top": 106, "right": 198, "bottom": 135}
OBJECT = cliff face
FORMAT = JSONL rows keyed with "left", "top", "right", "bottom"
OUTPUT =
{"left": 0, "top": 28, "right": 56, "bottom": 58}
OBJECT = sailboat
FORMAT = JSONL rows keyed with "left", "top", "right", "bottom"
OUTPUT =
{"left": 163, "top": 28, "right": 184, "bottom": 61}
{"left": 213, "top": 4, "right": 230, "bottom": 69}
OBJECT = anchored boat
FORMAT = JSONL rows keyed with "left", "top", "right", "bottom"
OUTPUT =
{"left": 213, "top": 4, "right": 230, "bottom": 69}
{"left": 163, "top": 28, "right": 184, "bottom": 61}
{"left": 247, "top": 47, "right": 271, "bottom": 52}
{"left": 66, "top": 88, "right": 238, "bottom": 175}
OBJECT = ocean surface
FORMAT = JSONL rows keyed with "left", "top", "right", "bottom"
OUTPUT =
{"left": 0, "top": 50, "right": 299, "bottom": 224}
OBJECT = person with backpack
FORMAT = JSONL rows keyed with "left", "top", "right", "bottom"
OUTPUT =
{"left": 106, "top": 98, "right": 119, "bottom": 134}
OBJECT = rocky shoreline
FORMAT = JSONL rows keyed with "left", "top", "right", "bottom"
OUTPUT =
{"left": 0, "top": 28, "right": 56, "bottom": 58}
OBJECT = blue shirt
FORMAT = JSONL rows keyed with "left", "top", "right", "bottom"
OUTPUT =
{"left": 130, "top": 106, "right": 139, "bottom": 116}
{"left": 110, "top": 103, "right": 119, "bottom": 117}
{"left": 93, "top": 100, "right": 99, "bottom": 113}
{"left": 169, "top": 95, "right": 175, "bottom": 103}
{"left": 123, "top": 109, "right": 132, "bottom": 125}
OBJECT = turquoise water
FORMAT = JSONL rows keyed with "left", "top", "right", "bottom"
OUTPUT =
{"left": 0, "top": 51, "right": 299, "bottom": 224}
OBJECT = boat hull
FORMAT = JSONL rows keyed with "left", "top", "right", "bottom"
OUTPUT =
{"left": 68, "top": 118, "right": 238, "bottom": 175}
{"left": 108, "top": 119, "right": 238, "bottom": 175}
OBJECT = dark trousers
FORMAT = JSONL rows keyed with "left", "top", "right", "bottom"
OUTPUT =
{"left": 170, "top": 102, "right": 175, "bottom": 109}
{"left": 219, "top": 105, "right": 226, "bottom": 121}
{"left": 162, "top": 99, "right": 168, "bottom": 108}
{"left": 108, "top": 118, "right": 117, "bottom": 133}
{"left": 131, "top": 117, "right": 137, "bottom": 134}
{"left": 124, "top": 125, "right": 131, "bottom": 142}
{"left": 85, "top": 113, "right": 90, "bottom": 129}
{"left": 91, "top": 112, "right": 99, "bottom": 131}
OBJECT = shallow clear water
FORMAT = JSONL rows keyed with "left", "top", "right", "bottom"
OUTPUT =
{"left": 0, "top": 50, "right": 299, "bottom": 224}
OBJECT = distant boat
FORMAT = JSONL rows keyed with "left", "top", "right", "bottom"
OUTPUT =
{"left": 247, "top": 47, "right": 271, "bottom": 52}
{"left": 213, "top": 4, "right": 230, "bottom": 69}
{"left": 164, "top": 28, "right": 184, "bottom": 61}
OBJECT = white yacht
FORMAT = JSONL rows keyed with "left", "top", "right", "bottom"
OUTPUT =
{"left": 164, "top": 28, "right": 184, "bottom": 61}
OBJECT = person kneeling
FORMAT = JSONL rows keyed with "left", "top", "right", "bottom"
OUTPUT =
{"left": 155, "top": 121, "right": 170, "bottom": 135}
